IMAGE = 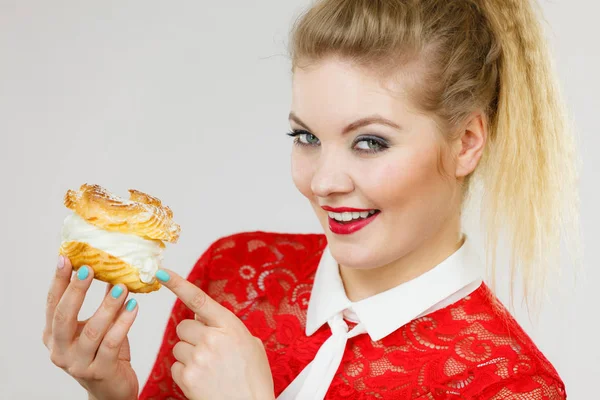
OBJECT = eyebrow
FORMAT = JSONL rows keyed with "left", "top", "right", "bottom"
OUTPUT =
{"left": 288, "top": 112, "right": 402, "bottom": 135}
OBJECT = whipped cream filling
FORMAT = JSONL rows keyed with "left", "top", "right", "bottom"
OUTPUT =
{"left": 61, "top": 213, "right": 164, "bottom": 284}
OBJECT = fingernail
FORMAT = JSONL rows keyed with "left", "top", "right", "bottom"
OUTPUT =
{"left": 155, "top": 270, "right": 170, "bottom": 282}
{"left": 57, "top": 255, "right": 65, "bottom": 269}
{"left": 126, "top": 298, "right": 137, "bottom": 312}
{"left": 111, "top": 285, "right": 124, "bottom": 299}
{"left": 77, "top": 266, "right": 89, "bottom": 280}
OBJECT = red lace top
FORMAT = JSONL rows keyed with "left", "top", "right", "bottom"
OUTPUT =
{"left": 139, "top": 231, "right": 566, "bottom": 399}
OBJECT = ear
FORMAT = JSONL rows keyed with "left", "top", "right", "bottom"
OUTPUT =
{"left": 454, "top": 111, "right": 487, "bottom": 178}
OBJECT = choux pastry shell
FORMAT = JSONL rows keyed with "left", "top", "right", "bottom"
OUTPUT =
{"left": 59, "top": 184, "right": 181, "bottom": 293}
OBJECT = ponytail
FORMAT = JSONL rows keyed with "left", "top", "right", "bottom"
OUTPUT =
{"left": 474, "top": 0, "right": 581, "bottom": 309}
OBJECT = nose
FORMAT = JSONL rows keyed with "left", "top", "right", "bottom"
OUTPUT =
{"left": 310, "top": 152, "right": 354, "bottom": 198}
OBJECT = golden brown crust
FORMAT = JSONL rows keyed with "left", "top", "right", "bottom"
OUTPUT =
{"left": 64, "top": 184, "right": 180, "bottom": 242}
{"left": 60, "top": 241, "right": 161, "bottom": 293}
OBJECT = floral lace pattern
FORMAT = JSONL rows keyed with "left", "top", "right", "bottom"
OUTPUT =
{"left": 140, "top": 231, "right": 566, "bottom": 399}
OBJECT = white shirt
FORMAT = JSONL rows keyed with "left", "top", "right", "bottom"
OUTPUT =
{"left": 276, "top": 234, "right": 483, "bottom": 400}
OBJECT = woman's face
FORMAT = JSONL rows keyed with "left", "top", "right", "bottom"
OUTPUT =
{"left": 289, "top": 58, "right": 463, "bottom": 270}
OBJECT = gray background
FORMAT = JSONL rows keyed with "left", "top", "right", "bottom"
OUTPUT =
{"left": 0, "top": 0, "right": 598, "bottom": 398}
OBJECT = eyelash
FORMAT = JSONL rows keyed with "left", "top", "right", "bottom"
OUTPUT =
{"left": 285, "top": 130, "right": 389, "bottom": 154}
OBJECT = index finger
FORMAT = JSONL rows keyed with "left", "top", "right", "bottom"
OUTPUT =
{"left": 155, "top": 268, "right": 236, "bottom": 327}
{"left": 44, "top": 255, "right": 73, "bottom": 338}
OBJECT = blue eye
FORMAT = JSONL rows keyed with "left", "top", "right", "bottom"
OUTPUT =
{"left": 285, "top": 130, "right": 389, "bottom": 154}
{"left": 355, "top": 138, "right": 384, "bottom": 152}
{"left": 286, "top": 130, "right": 320, "bottom": 146}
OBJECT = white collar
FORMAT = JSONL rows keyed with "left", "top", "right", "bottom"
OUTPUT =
{"left": 305, "top": 235, "right": 483, "bottom": 342}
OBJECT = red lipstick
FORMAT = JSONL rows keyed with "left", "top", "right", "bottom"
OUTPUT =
{"left": 321, "top": 206, "right": 374, "bottom": 212}
{"left": 322, "top": 206, "right": 381, "bottom": 235}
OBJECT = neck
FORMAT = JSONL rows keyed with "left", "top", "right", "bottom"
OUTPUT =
{"left": 339, "top": 218, "right": 464, "bottom": 302}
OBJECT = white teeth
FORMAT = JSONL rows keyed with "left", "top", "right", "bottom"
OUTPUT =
{"left": 328, "top": 210, "right": 378, "bottom": 222}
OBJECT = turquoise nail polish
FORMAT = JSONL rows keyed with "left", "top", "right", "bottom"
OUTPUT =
{"left": 111, "top": 285, "right": 124, "bottom": 299}
{"left": 77, "top": 266, "right": 89, "bottom": 280}
{"left": 126, "top": 298, "right": 137, "bottom": 312}
{"left": 155, "top": 270, "right": 170, "bottom": 282}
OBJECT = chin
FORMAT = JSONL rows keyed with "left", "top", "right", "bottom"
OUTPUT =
{"left": 326, "top": 237, "right": 386, "bottom": 270}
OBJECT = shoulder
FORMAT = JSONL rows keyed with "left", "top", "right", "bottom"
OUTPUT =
{"left": 187, "top": 230, "right": 327, "bottom": 311}
{"left": 190, "top": 230, "right": 327, "bottom": 272}
{"left": 204, "top": 230, "right": 326, "bottom": 253}
{"left": 441, "top": 284, "right": 567, "bottom": 399}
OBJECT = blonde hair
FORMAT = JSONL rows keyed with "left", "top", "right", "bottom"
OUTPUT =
{"left": 289, "top": 0, "right": 581, "bottom": 309}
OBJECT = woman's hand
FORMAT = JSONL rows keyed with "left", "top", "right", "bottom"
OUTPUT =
{"left": 156, "top": 269, "right": 275, "bottom": 400}
{"left": 42, "top": 256, "right": 139, "bottom": 400}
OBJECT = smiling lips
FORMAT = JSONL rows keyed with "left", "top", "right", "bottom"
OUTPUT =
{"left": 321, "top": 206, "right": 381, "bottom": 235}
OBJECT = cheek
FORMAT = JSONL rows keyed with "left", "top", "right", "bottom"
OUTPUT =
{"left": 368, "top": 146, "right": 449, "bottom": 208}
{"left": 291, "top": 151, "right": 314, "bottom": 198}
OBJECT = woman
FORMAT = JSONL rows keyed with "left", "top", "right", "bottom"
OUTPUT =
{"left": 43, "top": 0, "right": 579, "bottom": 399}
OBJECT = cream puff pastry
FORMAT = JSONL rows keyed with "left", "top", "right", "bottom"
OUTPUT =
{"left": 59, "top": 184, "right": 181, "bottom": 293}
